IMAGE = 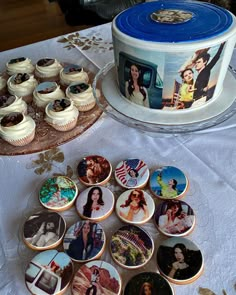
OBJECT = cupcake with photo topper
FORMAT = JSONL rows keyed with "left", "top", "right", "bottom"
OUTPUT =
{"left": 59, "top": 64, "right": 89, "bottom": 90}
{"left": 0, "top": 112, "right": 35, "bottom": 146}
{"left": 0, "top": 94, "right": 27, "bottom": 118}
{"left": 7, "top": 73, "right": 38, "bottom": 103}
{"left": 35, "top": 58, "right": 63, "bottom": 82}
{"left": 0, "top": 74, "right": 7, "bottom": 95}
{"left": 33, "top": 81, "right": 64, "bottom": 110}
{"left": 6, "top": 57, "right": 34, "bottom": 77}
{"left": 66, "top": 82, "right": 100, "bottom": 112}
{"left": 44, "top": 98, "right": 79, "bottom": 131}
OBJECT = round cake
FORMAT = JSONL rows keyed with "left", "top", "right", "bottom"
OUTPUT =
{"left": 112, "top": 1, "right": 236, "bottom": 118}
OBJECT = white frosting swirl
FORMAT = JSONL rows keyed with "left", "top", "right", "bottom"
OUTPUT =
{"left": 0, "top": 114, "right": 35, "bottom": 140}
{"left": 33, "top": 84, "right": 64, "bottom": 108}
{"left": 45, "top": 99, "right": 78, "bottom": 125}
{"left": 0, "top": 96, "right": 27, "bottom": 118}
{"left": 6, "top": 58, "right": 35, "bottom": 76}
{"left": 66, "top": 84, "right": 100, "bottom": 107}
{"left": 60, "top": 68, "right": 89, "bottom": 85}
{"left": 7, "top": 74, "right": 38, "bottom": 97}
{"left": 35, "top": 59, "right": 62, "bottom": 78}
{"left": 0, "top": 76, "right": 7, "bottom": 89}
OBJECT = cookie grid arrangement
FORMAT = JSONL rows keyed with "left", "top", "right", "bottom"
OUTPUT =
{"left": 22, "top": 155, "right": 203, "bottom": 294}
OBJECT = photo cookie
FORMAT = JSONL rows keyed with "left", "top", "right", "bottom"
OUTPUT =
{"left": 155, "top": 200, "right": 196, "bottom": 237}
{"left": 23, "top": 211, "right": 66, "bottom": 250}
{"left": 25, "top": 249, "right": 73, "bottom": 295}
{"left": 0, "top": 112, "right": 23, "bottom": 127}
{"left": 39, "top": 176, "right": 78, "bottom": 211}
{"left": 68, "top": 82, "right": 89, "bottom": 94}
{"left": 116, "top": 189, "right": 155, "bottom": 225}
{"left": 110, "top": 224, "right": 154, "bottom": 269}
{"left": 124, "top": 272, "right": 174, "bottom": 295}
{"left": 63, "top": 64, "right": 82, "bottom": 74}
{"left": 149, "top": 166, "right": 188, "bottom": 200}
{"left": 156, "top": 237, "right": 204, "bottom": 285}
{"left": 37, "top": 58, "right": 55, "bottom": 67}
{"left": 71, "top": 260, "right": 122, "bottom": 295}
{"left": 63, "top": 220, "right": 105, "bottom": 262}
{"left": 76, "top": 186, "right": 115, "bottom": 221}
{"left": 115, "top": 158, "right": 149, "bottom": 189}
{"left": 13, "top": 73, "right": 30, "bottom": 84}
{"left": 8, "top": 57, "right": 26, "bottom": 64}
{"left": 36, "top": 82, "right": 57, "bottom": 94}
{"left": 77, "top": 155, "right": 112, "bottom": 186}
{"left": 0, "top": 95, "right": 16, "bottom": 108}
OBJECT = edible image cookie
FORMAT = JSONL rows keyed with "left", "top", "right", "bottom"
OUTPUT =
{"left": 154, "top": 200, "right": 196, "bottom": 237}
{"left": 71, "top": 260, "right": 122, "bottom": 295}
{"left": 76, "top": 186, "right": 115, "bottom": 221}
{"left": 23, "top": 211, "right": 66, "bottom": 250}
{"left": 63, "top": 220, "right": 106, "bottom": 263}
{"left": 25, "top": 249, "right": 73, "bottom": 295}
{"left": 110, "top": 224, "right": 154, "bottom": 269}
{"left": 114, "top": 158, "right": 149, "bottom": 189}
{"left": 39, "top": 176, "right": 78, "bottom": 211}
{"left": 149, "top": 166, "right": 189, "bottom": 200}
{"left": 156, "top": 237, "right": 204, "bottom": 285}
{"left": 116, "top": 189, "right": 155, "bottom": 225}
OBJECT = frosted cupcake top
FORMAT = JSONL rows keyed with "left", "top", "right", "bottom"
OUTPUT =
{"left": 0, "top": 95, "right": 27, "bottom": 118}
{"left": 66, "top": 83, "right": 99, "bottom": 107}
{"left": 0, "top": 75, "right": 7, "bottom": 89}
{"left": 60, "top": 64, "right": 89, "bottom": 85}
{"left": 7, "top": 73, "right": 38, "bottom": 97}
{"left": 6, "top": 57, "right": 34, "bottom": 76}
{"left": 35, "top": 58, "right": 63, "bottom": 78}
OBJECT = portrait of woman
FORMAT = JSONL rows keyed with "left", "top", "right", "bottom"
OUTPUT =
{"left": 125, "top": 64, "right": 149, "bottom": 108}
{"left": 139, "top": 282, "right": 153, "bottom": 295}
{"left": 83, "top": 186, "right": 105, "bottom": 218}
{"left": 118, "top": 189, "right": 150, "bottom": 222}
{"left": 157, "top": 172, "right": 178, "bottom": 199}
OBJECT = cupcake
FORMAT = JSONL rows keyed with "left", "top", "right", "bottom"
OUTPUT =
{"left": 66, "top": 82, "right": 100, "bottom": 111}
{"left": 7, "top": 73, "right": 38, "bottom": 103}
{"left": 45, "top": 98, "right": 79, "bottom": 131}
{"left": 0, "top": 112, "right": 36, "bottom": 146}
{"left": 35, "top": 58, "right": 62, "bottom": 82}
{"left": 0, "top": 74, "right": 7, "bottom": 95}
{"left": 33, "top": 81, "right": 64, "bottom": 110}
{"left": 0, "top": 94, "right": 27, "bottom": 118}
{"left": 6, "top": 57, "right": 34, "bottom": 76}
{"left": 59, "top": 64, "right": 89, "bottom": 90}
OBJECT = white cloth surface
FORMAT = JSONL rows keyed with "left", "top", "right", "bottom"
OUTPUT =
{"left": 0, "top": 23, "right": 236, "bottom": 295}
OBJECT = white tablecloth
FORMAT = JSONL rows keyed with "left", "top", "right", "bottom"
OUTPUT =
{"left": 0, "top": 23, "right": 236, "bottom": 295}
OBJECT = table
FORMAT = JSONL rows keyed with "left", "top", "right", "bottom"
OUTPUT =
{"left": 0, "top": 22, "right": 236, "bottom": 295}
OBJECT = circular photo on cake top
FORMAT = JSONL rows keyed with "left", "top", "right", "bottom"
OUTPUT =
{"left": 63, "top": 220, "right": 106, "bottom": 263}
{"left": 116, "top": 189, "right": 155, "bottom": 225}
{"left": 76, "top": 186, "right": 115, "bottom": 221}
{"left": 124, "top": 271, "right": 174, "bottom": 295}
{"left": 110, "top": 224, "right": 154, "bottom": 269}
{"left": 23, "top": 211, "right": 66, "bottom": 251}
{"left": 39, "top": 176, "right": 78, "bottom": 211}
{"left": 25, "top": 249, "right": 73, "bottom": 295}
{"left": 156, "top": 237, "right": 204, "bottom": 285}
{"left": 71, "top": 260, "right": 122, "bottom": 295}
{"left": 77, "top": 155, "right": 112, "bottom": 186}
{"left": 154, "top": 200, "right": 195, "bottom": 237}
{"left": 149, "top": 166, "right": 188, "bottom": 200}
{"left": 114, "top": 158, "right": 149, "bottom": 189}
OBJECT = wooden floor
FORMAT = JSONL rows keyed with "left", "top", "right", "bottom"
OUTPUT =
{"left": 0, "top": 0, "right": 92, "bottom": 52}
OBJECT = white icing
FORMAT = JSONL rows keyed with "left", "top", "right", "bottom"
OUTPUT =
{"left": 66, "top": 84, "right": 100, "bottom": 107}
{"left": 7, "top": 74, "right": 38, "bottom": 97}
{"left": 0, "top": 96, "right": 27, "bottom": 118}
{"left": 45, "top": 99, "right": 79, "bottom": 126}
{"left": 0, "top": 76, "right": 7, "bottom": 89}
{"left": 35, "top": 59, "right": 62, "bottom": 78}
{"left": 6, "top": 58, "right": 35, "bottom": 75}
{"left": 33, "top": 85, "right": 64, "bottom": 108}
{"left": 0, "top": 114, "right": 35, "bottom": 140}
{"left": 60, "top": 68, "right": 89, "bottom": 85}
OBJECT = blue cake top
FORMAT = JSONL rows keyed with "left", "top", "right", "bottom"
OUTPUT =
{"left": 114, "top": 0, "right": 233, "bottom": 43}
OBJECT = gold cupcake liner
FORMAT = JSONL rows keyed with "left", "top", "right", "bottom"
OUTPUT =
{"left": 48, "top": 117, "right": 78, "bottom": 132}
{"left": 4, "top": 129, "right": 35, "bottom": 146}
{"left": 76, "top": 100, "right": 96, "bottom": 112}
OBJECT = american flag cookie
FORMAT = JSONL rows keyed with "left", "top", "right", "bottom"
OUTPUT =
{"left": 25, "top": 249, "right": 73, "bottom": 295}
{"left": 115, "top": 189, "right": 155, "bottom": 225}
{"left": 149, "top": 166, "right": 189, "bottom": 200}
{"left": 114, "top": 158, "right": 149, "bottom": 189}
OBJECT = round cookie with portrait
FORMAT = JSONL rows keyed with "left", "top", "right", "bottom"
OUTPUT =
{"left": 110, "top": 224, "right": 154, "bottom": 269}
{"left": 25, "top": 249, "right": 73, "bottom": 295}
{"left": 77, "top": 155, "right": 112, "bottom": 186}
{"left": 156, "top": 237, "right": 204, "bottom": 285}
{"left": 71, "top": 260, "right": 122, "bottom": 295}
{"left": 39, "top": 176, "right": 78, "bottom": 211}
{"left": 76, "top": 186, "right": 115, "bottom": 221}
{"left": 23, "top": 211, "right": 66, "bottom": 251}
{"left": 116, "top": 189, "right": 155, "bottom": 225}
{"left": 149, "top": 166, "right": 189, "bottom": 200}
{"left": 114, "top": 158, "right": 149, "bottom": 189}
{"left": 154, "top": 200, "right": 196, "bottom": 237}
{"left": 63, "top": 220, "right": 106, "bottom": 263}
